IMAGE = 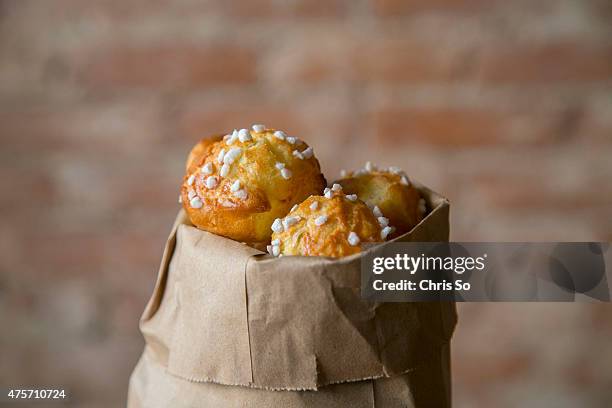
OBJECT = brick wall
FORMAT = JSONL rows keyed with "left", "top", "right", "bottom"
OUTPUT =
{"left": 1, "top": 0, "right": 611, "bottom": 406}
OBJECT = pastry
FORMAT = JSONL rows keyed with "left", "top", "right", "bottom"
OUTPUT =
{"left": 180, "top": 125, "right": 326, "bottom": 244}
{"left": 269, "top": 183, "right": 395, "bottom": 258}
{"left": 335, "top": 162, "right": 425, "bottom": 237}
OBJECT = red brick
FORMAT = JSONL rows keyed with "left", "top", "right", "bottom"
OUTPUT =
{"left": 292, "top": 0, "right": 350, "bottom": 17}
{"left": 576, "top": 103, "right": 612, "bottom": 144}
{"left": 276, "top": 35, "right": 486, "bottom": 87}
{"left": 260, "top": 34, "right": 351, "bottom": 84}
{"left": 454, "top": 351, "right": 533, "bottom": 389}
{"left": 371, "top": 0, "right": 497, "bottom": 16}
{"left": 76, "top": 45, "right": 257, "bottom": 89}
{"left": 478, "top": 43, "right": 612, "bottom": 83}
{"left": 41, "top": 0, "right": 350, "bottom": 20}
{"left": 0, "top": 102, "right": 164, "bottom": 155}
{"left": 18, "top": 231, "right": 108, "bottom": 277}
{"left": 213, "top": 0, "right": 350, "bottom": 18}
{"left": 103, "top": 230, "right": 168, "bottom": 275}
{"left": 591, "top": 0, "right": 612, "bottom": 21}
{"left": 369, "top": 107, "right": 571, "bottom": 147}
{"left": 0, "top": 167, "right": 57, "bottom": 212}
{"left": 111, "top": 170, "right": 183, "bottom": 212}
{"left": 350, "top": 40, "right": 474, "bottom": 83}
{"left": 8, "top": 224, "right": 169, "bottom": 280}
{"left": 6, "top": 0, "right": 162, "bottom": 21}
{"left": 473, "top": 176, "right": 612, "bottom": 211}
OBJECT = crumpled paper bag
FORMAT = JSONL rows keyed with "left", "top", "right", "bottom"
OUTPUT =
{"left": 128, "top": 182, "right": 456, "bottom": 407}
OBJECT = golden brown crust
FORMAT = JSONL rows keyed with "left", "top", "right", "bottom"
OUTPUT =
{"left": 185, "top": 135, "right": 222, "bottom": 173}
{"left": 270, "top": 188, "right": 383, "bottom": 258}
{"left": 181, "top": 127, "right": 326, "bottom": 244}
{"left": 335, "top": 166, "right": 423, "bottom": 237}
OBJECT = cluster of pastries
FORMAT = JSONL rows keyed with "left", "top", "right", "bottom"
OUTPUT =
{"left": 180, "top": 125, "right": 427, "bottom": 258}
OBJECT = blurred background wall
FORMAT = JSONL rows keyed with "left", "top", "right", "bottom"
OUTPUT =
{"left": 1, "top": 0, "right": 611, "bottom": 406}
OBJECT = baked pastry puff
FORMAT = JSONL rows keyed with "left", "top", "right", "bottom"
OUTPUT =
{"left": 180, "top": 125, "right": 326, "bottom": 244}
{"left": 335, "top": 162, "right": 426, "bottom": 238}
{"left": 269, "top": 184, "right": 396, "bottom": 258}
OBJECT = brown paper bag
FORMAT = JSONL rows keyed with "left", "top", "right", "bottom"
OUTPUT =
{"left": 128, "top": 183, "right": 457, "bottom": 407}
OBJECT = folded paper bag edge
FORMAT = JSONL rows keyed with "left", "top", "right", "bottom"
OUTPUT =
{"left": 128, "top": 346, "right": 451, "bottom": 407}
{"left": 140, "top": 210, "right": 188, "bottom": 323}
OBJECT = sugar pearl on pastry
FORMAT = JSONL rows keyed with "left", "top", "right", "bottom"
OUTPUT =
{"left": 292, "top": 150, "right": 304, "bottom": 160}
{"left": 381, "top": 226, "right": 394, "bottom": 240}
{"left": 388, "top": 166, "right": 402, "bottom": 175}
{"left": 331, "top": 183, "right": 342, "bottom": 192}
{"left": 267, "top": 240, "right": 281, "bottom": 256}
{"left": 217, "top": 149, "right": 225, "bottom": 163}
{"left": 230, "top": 180, "right": 241, "bottom": 192}
{"left": 281, "top": 168, "right": 292, "bottom": 179}
{"left": 187, "top": 175, "right": 195, "bottom": 186}
{"left": 400, "top": 175, "right": 410, "bottom": 186}
{"left": 178, "top": 195, "right": 182, "bottom": 203}
{"left": 188, "top": 190, "right": 197, "bottom": 200}
{"left": 324, "top": 189, "right": 333, "bottom": 199}
{"left": 190, "top": 197, "right": 203, "bottom": 209}
{"left": 282, "top": 216, "right": 300, "bottom": 229}
{"left": 200, "top": 162, "right": 213, "bottom": 175}
{"left": 314, "top": 215, "right": 328, "bottom": 226}
{"left": 226, "top": 131, "right": 238, "bottom": 145}
{"left": 347, "top": 232, "right": 360, "bottom": 246}
{"left": 271, "top": 218, "right": 284, "bottom": 233}
{"left": 365, "top": 161, "right": 375, "bottom": 172}
{"left": 290, "top": 204, "right": 298, "bottom": 212}
{"left": 378, "top": 216, "right": 389, "bottom": 227}
{"left": 345, "top": 194, "right": 358, "bottom": 201}
{"left": 275, "top": 162, "right": 285, "bottom": 170}
{"left": 310, "top": 201, "right": 318, "bottom": 210}
{"left": 273, "top": 130, "right": 286, "bottom": 140}
{"left": 223, "top": 147, "right": 242, "bottom": 165}
{"left": 372, "top": 205, "right": 383, "bottom": 218}
{"left": 301, "top": 147, "right": 313, "bottom": 159}
{"left": 220, "top": 163, "right": 230, "bottom": 177}
{"left": 238, "top": 128, "right": 252, "bottom": 142}
{"left": 252, "top": 124, "right": 265, "bottom": 133}
{"left": 286, "top": 136, "right": 297, "bottom": 145}
{"left": 234, "top": 189, "right": 247, "bottom": 200}
{"left": 205, "top": 176, "right": 218, "bottom": 189}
